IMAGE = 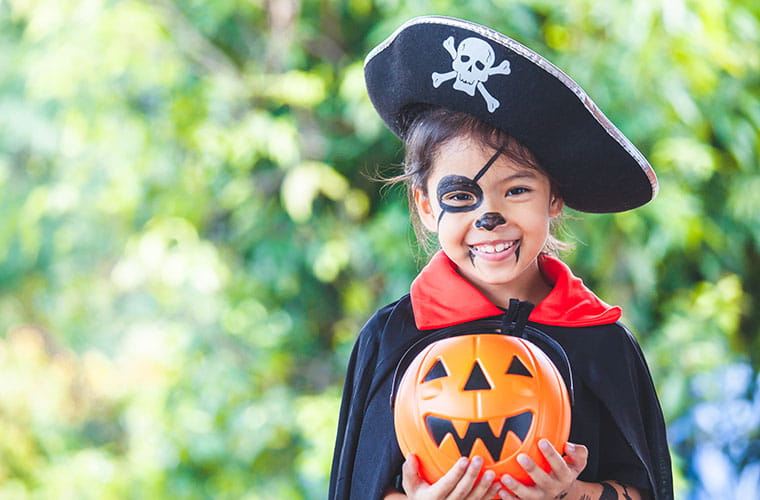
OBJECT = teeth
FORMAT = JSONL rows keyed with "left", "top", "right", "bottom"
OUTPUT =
{"left": 488, "top": 416, "right": 505, "bottom": 437}
{"left": 473, "top": 241, "right": 514, "bottom": 254}
{"left": 452, "top": 418, "right": 469, "bottom": 439}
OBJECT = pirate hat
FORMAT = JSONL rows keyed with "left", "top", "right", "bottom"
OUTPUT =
{"left": 364, "top": 16, "right": 658, "bottom": 213}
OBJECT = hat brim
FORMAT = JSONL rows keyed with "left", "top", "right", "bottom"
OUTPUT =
{"left": 364, "top": 16, "right": 657, "bottom": 213}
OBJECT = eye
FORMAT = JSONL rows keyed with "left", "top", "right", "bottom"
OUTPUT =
{"left": 437, "top": 175, "right": 484, "bottom": 213}
{"left": 442, "top": 191, "right": 477, "bottom": 207}
{"left": 506, "top": 356, "right": 533, "bottom": 377}
{"left": 506, "top": 186, "right": 530, "bottom": 197}
{"left": 463, "top": 360, "right": 492, "bottom": 391}
{"left": 423, "top": 359, "right": 449, "bottom": 382}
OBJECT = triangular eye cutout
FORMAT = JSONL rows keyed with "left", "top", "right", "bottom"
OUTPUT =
{"left": 423, "top": 359, "right": 448, "bottom": 382}
{"left": 464, "top": 361, "right": 492, "bottom": 391}
{"left": 506, "top": 356, "right": 533, "bottom": 377}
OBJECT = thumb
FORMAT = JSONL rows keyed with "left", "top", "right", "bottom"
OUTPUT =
{"left": 564, "top": 442, "right": 589, "bottom": 472}
{"left": 402, "top": 454, "right": 425, "bottom": 492}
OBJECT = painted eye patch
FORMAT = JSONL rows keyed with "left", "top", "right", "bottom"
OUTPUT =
{"left": 434, "top": 148, "right": 503, "bottom": 226}
{"left": 437, "top": 175, "right": 483, "bottom": 212}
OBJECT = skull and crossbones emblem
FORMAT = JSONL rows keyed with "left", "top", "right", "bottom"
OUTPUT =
{"left": 431, "top": 36, "right": 511, "bottom": 113}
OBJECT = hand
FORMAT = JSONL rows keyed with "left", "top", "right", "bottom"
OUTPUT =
{"left": 498, "top": 440, "right": 588, "bottom": 500}
{"left": 401, "top": 454, "right": 504, "bottom": 500}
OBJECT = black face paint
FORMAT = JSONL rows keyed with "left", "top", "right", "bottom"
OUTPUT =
{"left": 614, "top": 481, "right": 634, "bottom": 500}
{"left": 436, "top": 175, "right": 483, "bottom": 218}
{"left": 474, "top": 212, "right": 506, "bottom": 231}
{"left": 599, "top": 483, "right": 618, "bottom": 500}
{"left": 435, "top": 148, "right": 503, "bottom": 227}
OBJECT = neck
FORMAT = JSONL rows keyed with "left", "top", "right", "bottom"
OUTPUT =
{"left": 466, "top": 259, "right": 553, "bottom": 309}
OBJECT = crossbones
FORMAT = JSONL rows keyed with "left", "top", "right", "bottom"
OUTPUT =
{"left": 432, "top": 36, "right": 511, "bottom": 113}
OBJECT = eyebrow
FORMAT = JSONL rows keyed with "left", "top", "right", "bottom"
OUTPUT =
{"left": 498, "top": 170, "right": 539, "bottom": 183}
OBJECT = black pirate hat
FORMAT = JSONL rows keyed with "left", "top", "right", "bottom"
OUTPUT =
{"left": 364, "top": 16, "right": 658, "bottom": 213}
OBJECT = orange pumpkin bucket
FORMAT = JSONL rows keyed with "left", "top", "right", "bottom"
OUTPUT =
{"left": 393, "top": 333, "right": 571, "bottom": 486}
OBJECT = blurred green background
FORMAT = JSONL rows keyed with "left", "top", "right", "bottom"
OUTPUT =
{"left": 0, "top": 0, "right": 759, "bottom": 498}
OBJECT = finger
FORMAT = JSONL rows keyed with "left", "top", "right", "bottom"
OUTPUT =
{"left": 498, "top": 475, "right": 527, "bottom": 499}
{"left": 478, "top": 472, "right": 503, "bottom": 500}
{"left": 538, "top": 439, "right": 568, "bottom": 474}
{"left": 428, "top": 456, "right": 470, "bottom": 498}
{"left": 497, "top": 492, "right": 518, "bottom": 500}
{"left": 468, "top": 467, "right": 496, "bottom": 500}
{"left": 564, "top": 442, "right": 589, "bottom": 473}
{"left": 401, "top": 454, "right": 425, "bottom": 494}
{"left": 516, "top": 452, "right": 554, "bottom": 490}
{"left": 536, "top": 439, "right": 576, "bottom": 484}
{"left": 497, "top": 488, "right": 518, "bottom": 500}
{"left": 447, "top": 455, "right": 484, "bottom": 499}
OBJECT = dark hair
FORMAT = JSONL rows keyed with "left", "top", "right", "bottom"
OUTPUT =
{"left": 385, "top": 106, "right": 570, "bottom": 256}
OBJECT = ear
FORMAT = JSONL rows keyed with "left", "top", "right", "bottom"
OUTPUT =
{"left": 413, "top": 187, "right": 438, "bottom": 233}
{"left": 549, "top": 195, "right": 564, "bottom": 218}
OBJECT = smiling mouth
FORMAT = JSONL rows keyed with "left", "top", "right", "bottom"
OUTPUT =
{"left": 425, "top": 411, "right": 533, "bottom": 462}
{"left": 470, "top": 240, "right": 518, "bottom": 255}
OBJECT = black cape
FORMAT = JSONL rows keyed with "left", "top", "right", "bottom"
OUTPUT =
{"left": 329, "top": 295, "right": 673, "bottom": 499}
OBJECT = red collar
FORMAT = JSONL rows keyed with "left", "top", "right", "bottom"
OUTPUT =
{"left": 410, "top": 251, "right": 621, "bottom": 330}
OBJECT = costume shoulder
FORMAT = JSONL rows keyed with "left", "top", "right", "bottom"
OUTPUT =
{"left": 329, "top": 295, "right": 420, "bottom": 500}
{"left": 536, "top": 321, "right": 674, "bottom": 500}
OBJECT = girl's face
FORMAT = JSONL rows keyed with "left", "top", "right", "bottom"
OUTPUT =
{"left": 414, "top": 135, "right": 563, "bottom": 307}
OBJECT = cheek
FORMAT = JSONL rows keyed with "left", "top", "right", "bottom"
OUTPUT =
{"left": 513, "top": 203, "right": 553, "bottom": 231}
{"left": 524, "top": 216, "right": 552, "bottom": 241}
{"left": 436, "top": 212, "right": 473, "bottom": 240}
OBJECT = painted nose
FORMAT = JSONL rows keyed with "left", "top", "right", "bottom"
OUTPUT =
{"left": 474, "top": 212, "right": 506, "bottom": 231}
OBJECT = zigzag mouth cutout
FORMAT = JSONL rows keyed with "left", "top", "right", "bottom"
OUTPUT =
{"left": 425, "top": 411, "right": 533, "bottom": 462}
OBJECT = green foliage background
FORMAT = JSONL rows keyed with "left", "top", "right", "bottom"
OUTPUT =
{"left": 0, "top": 0, "right": 758, "bottom": 498}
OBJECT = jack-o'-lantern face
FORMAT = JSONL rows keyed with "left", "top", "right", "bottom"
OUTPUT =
{"left": 394, "top": 334, "right": 571, "bottom": 486}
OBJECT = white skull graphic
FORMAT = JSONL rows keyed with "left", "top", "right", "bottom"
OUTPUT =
{"left": 452, "top": 37, "right": 495, "bottom": 96}
{"left": 432, "top": 36, "right": 511, "bottom": 113}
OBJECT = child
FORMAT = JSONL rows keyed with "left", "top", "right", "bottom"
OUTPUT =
{"left": 330, "top": 16, "right": 673, "bottom": 500}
